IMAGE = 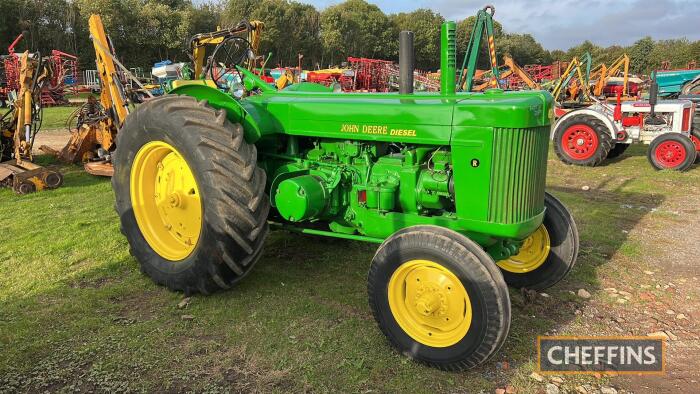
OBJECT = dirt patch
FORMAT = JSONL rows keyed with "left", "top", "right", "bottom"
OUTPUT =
{"left": 109, "top": 290, "right": 164, "bottom": 323}
{"left": 312, "top": 295, "right": 373, "bottom": 322}
{"left": 151, "top": 339, "right": 296, "bottom": 393}
{"left": 33, "top": 129, "right": 71, "bottom": 154}
{"left": 69, "top": 276, "right": 116, "bottom": 290}
{"left": 608, "top": 194, "right": 700, "bottom": 393}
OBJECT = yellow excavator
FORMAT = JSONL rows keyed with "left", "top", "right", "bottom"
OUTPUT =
{"left": 41, "top": 14, "right": 143, "bottom": 176}
{"left": 589, "top": 62, "right": 608, "bottom": 97}
{"left": 0, "top": 52, "right": 63, "bottom": 194}
{"left": 551, "top": 55, "right": 591, "bottom": 105}
{"left": 501, "top": 55, "right": 540, "bottom": 90}
{"left": 589, "top": 54, "right": 640, "bottom": 100}
{"left": 179, "top": 20, "right": 264, "bottom": 90}
{"left": 471, "top": 55, "right": 539, "bottom": 92}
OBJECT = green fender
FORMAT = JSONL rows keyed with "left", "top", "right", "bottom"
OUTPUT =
{"left": 169, "top": 84, "right": 265, "bottom": 143}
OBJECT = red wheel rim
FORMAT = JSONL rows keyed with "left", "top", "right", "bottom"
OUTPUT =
{"left": 691, "top": 134, "right": 700, "bottom": 152}
{"left": 561, "top": 124, "right": 599, "bottom": 160}
{"left": 654, "top": 140, "right": 687, "bottom": 168}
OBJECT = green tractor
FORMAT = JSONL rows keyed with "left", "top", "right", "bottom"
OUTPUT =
{"left": 112, "top": 13, "right": 579, "bottom": 370}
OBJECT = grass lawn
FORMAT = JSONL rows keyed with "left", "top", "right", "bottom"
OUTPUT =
{"left": 41, "top": 106, "right": 78, "bottom": 130}
{"left": 0, "top": 146, "right": 698, "bottom": 392}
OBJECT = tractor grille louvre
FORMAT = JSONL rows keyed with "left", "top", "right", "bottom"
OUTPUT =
{"left": 488, "top": 126, "right": 549, "bottom": 224}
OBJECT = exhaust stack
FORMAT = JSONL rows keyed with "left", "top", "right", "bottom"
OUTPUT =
{"left": 441, "top": 22, "right": 457, "bottom": 95}
{"left": 647, "top": 73, "right": 665, "bottom": 125}
{"left": 399, "top": 31, "right": 415, "bottom": 94}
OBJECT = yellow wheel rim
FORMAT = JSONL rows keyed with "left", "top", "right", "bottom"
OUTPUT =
{"left": 130, "top": 141, "right": 202, "bottom": 261}
{"left": 497, "top": 225, "right": 550, "bottom": 273}
{"left": 387, "top": 260, "right": 472, "bottom": 348}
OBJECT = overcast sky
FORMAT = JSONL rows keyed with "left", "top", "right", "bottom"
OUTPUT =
{"left": 297, "top": 0, "right": 700, "bottom": 50}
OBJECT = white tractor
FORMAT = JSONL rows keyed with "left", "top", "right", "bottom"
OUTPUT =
{"left": 552, "top": 82, "right": 699, "bottom": 171}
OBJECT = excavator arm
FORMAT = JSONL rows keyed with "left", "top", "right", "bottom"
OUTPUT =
{"left": 590, "top": 63, "right": 608, "bottom": 97}
{"left": 89, "top": 14, "right": 128, "bottom": 129}
{"left": 189, "top": 20, "right": 264, "bottom": 79}
{"left": 458, "top": 5, "right": 500, "bottom": 92}
{"left": 503, "top": 55, "right": 539, "bottom": 89}
{"left": 551, "top": 53, "right": 592, "bottom": 104}
{"left": 604, "top": 54, "right": 630, "bottom": 96}
{"left": 41, "top": 14, "right": 137, "bottom": 176}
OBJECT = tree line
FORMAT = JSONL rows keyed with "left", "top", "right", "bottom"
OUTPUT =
{"left": 1, "top": 0, "right": 698, "bottom": 76}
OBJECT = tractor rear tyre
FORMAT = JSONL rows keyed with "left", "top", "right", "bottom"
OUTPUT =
{"left": 497, "top": 192, "right": 579, "bottom": 290}
{"left": 113, "top": 95, "right": 270, "bottom": 294}
{"left": 554, "top": 115, "right": 613, "bottom": 166}
{"left": 681, "top": 79, "right": 700, "bottom": 95}
{"left": 690, "top": 128, "right": 700, "bottom": 163}
{"left": 606, "top": 143, "right": 630, "bottom": 159}
{"left": 647, "top": 133, "right": 697, "bottom": 171}
{"left": 368, "top": 225, "right": 510, "bottom": 371}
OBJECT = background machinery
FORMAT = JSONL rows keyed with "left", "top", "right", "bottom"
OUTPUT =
{"left": 496, "top": 55, "right": 540, "bottom": 91}
{"left": 458, "top": 5, "right": 500, "bottom": 92}
{"left": 654, "top": 68, "right": 700, "bottom": 98}
{"left": 551, "top": 53, "right": 592, "bottom": 110}
{"left": 0, "top": 52, "right": 63, "bottom": 194}
{"left": 111, "top": 7, "right": 579, "bottom": 371}
{"left": 589, "top": 54, "right": 642, "bottom": 100}
{"left": 42, "top": 14, "right": 140, "bottom": 176}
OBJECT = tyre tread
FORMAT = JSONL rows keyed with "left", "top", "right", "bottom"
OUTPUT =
{"left": 113, "top": 95, "right": 269, "bottom": 294}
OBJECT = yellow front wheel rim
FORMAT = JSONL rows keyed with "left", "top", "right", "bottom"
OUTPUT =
{"left": 497, "top": 225, "right": 551, "bottom": 273}
{"left": 130, "top": 141, "right": 202, "bottom": 261}
{"left": 388, "top": 260, "right": 472, "bottom": 348}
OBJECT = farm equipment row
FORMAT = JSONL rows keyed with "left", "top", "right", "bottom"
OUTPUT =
{"left": 0, "top": 33, "right": 78, "bottom": 107}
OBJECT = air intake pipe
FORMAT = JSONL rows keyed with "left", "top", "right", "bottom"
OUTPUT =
{"left": 399, "top": 31, "right": 415, "bottom": 94}
{"left": 440, "top": 21, "right": 456, "bottom": 95}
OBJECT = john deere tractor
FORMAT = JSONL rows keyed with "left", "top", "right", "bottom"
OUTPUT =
{"left": 113, "top": 12, "right": 579, "bottom": 370}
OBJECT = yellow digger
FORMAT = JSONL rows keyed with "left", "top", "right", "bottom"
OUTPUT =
{"left": 41, "top": 14, "right": 136, "bottom": 177}
{"left": 0, "top": 51, "right": 63, "bottom": 194}
{"left": 176, "top": 19, "right": 265, "bottom": 91}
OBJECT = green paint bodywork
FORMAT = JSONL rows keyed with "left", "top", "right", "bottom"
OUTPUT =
{"left": 169, "top": 22, "right": 555, "bottom": 260}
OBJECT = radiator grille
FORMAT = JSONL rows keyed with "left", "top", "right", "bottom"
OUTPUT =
{"left": 488, "top": 126, "right": 549, "bottom": 224}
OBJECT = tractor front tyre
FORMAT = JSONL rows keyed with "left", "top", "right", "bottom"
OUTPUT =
{"left": 647, "top": 133, "right": 697, "bottom": 171}
{"left": 112, "top": 95, "right": 270, "bottom": 294}
{"left": 497, "top": 192, "right": 579, "bottom": 290}
{"left": 554, "top": 115, "right": 613, "bottom": 166}
{"left": 368, "top": 225, "right": 510, "bottom": 371}
{"left": 607, "top": 143, "right": 630, "bottom": 159}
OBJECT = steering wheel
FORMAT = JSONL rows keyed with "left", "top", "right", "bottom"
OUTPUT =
{"left": 207, "top": 36, "right": 252, "bottom": 88}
